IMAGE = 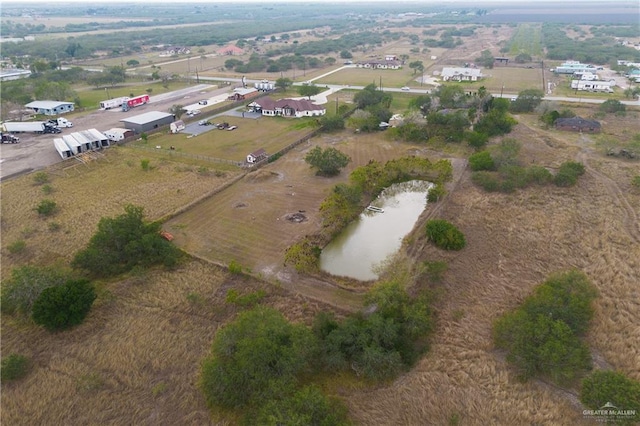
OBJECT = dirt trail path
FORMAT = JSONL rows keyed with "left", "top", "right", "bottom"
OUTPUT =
{"left": 577, "top": 147, "right": 640, "bottom": 243}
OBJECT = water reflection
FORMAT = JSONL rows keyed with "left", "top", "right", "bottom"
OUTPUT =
{"left": 319, "top": 180, "right": 433, "bottom": 281}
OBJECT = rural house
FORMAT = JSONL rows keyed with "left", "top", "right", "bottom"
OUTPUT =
{"left": 440, "top": 67, "right": 483, "bottom": 82}
{"left": 555, "top": 117, "right": 601, "bottom": 133}
{"left": 248, "top": 97, "right": 326, "bottom": 118}
{"left": 356, "top": 59, "right": 402, "bottom": 70}
{"left": 246, "top": 148, "right": 268, "bottom": 164}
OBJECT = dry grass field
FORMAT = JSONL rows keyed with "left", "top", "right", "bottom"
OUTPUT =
{"left": 2, "top": 20, "right": 640, "bottom": 422}
{"left": 0, "top": 147, "right": 243, "bottom": 279}
{"left": 2, "top": 102, "right": 639, "bottom": 424}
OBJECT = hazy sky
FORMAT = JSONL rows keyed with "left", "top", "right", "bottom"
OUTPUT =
{"left": 2, "top": 0, "right": 612, "bottom": 3}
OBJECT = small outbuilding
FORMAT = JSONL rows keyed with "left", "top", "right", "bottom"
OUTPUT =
{"left": 555, "top": 117, "right": 601, "bottom": 133}
{"left": 25, "top": 101, "right": 75, "bottom": 116}
{"left": 170, "top": 120, "right": 185, "bottom": 133}
{"left": 246, "top": 148, "right": 268, "bottom": 164}
{"left": 104, "top": 128, "right": 134, "bottom": 142}
{"left": 120, "top": 111, "right": 175, "bottom": 134}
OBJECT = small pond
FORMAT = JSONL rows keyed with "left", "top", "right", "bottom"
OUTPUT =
{"left": 319, "top": 180, "right": 433, "bottom": 281}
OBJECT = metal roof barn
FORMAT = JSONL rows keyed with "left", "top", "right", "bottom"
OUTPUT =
{"left": 120, "top": 111, "right": 175, "bottom": 134}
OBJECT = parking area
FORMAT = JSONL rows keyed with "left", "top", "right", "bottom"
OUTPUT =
{"left": 182, "top": 109, "right": 261, "bottom": 136}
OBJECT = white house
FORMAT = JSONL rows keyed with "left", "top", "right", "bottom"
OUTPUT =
{"left": 246, "top": 148, "right": 268, "bottom": 164}
{"left": 248, "top": 97, "right": 326, "bottom": 118}
{"left": 570, "top": 79, "right": 616, "bottom": 93}
{"left": 356, "top": 59, "right": 402, "bottom": 70}
{"left": 440, "top": 67, "right": 483, "bottom": 82}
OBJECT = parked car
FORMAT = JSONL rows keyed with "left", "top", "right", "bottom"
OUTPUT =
{"left": 401, "top": 86, "right": 410, "bottom": 91}
{"left": 217, "top": 122, "right": 230, "bottom": 130}
{"left": 198, "top": 100, "right": 208, "bottom": 105}
{"left": 198, "top": 120, "right": 211, "bottom": 126}
{"left": 227, "top": 125, "right": 238, "bottom": 131}
{"left": 187, "top": 110, "right": 201, "bottom": 117}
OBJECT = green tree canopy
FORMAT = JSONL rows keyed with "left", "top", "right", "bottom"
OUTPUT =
{"left": 200, "top": 307, "right": 317, "bottom": 409}
{"left": 511, "top": 89, "right": 544, "bottom": 113}
{"left": 71, "top": 204, "right": 182, "bottom": 277}
{"left": 32, "top": 279, "right": 96, "bottom": 331}
{"left": 304, "top": 146, "right": 351, "bottom": 177}
{"left": 581, "top": 371, "right": 640, "bottom": 423}
{"left": 297, "top": 83, "right": 323, "bottom": 100}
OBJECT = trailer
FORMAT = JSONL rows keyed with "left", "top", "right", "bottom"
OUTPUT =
{"left": 62, "top": 135, "right": 83, "bottom": 155}
{"left": 2, "top": 121, "right": 60, "bottom": 134}
{"left": 54, "top": 138, "right": 73, "bottom": 159}
{"left": 100, "top": 97, "right": 129, "bottom": 110}
{"left": 84, "top": 128, "right": 110, "bottom": 148}
{"left": 122, "top": 94, "right": 150, "bottom": 111}
{"left": 2, "top": 121, "right": 47, "bottom": 133}
{"left": 68, "top": 132, "right": 93, "bottom": 152}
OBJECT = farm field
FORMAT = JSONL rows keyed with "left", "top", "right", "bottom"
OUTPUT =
{"left": 3, "top": 105, "right": 639, "bottom": 424}
{"left": 3, "top": 13, "right": 640, "bottom": 424}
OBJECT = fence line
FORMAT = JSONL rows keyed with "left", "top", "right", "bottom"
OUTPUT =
{"left": 129, "top": 144, "right": 243, "bottom": 166}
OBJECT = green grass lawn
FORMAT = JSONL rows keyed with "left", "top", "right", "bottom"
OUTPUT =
{"left": 137, "top": 114, "right": 319, "bottom": 162}
{"left": 76, "top": 81, "right": 194, "bottom": 111}
{"left": 315, "top": 67, "right": 420, "bottom": 89}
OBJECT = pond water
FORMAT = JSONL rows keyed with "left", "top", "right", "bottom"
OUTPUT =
{"left": 319, "top": 180, "right": 433, "bottom": 281}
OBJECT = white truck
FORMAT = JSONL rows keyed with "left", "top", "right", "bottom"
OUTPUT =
{"left": 48, "top": 117, "right": 73, "bottom": 128}
{"left": 1, "top": 121, "right": 61, "bottom": 134}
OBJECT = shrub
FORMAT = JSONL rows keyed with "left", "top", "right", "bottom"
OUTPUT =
{"left": 316, "top": 282, "right": 434, "bottom": 380}
{"left": 36, "top": 199, "right": 57, "bottom": 216}
{"left": 250, "top": 385, "right": 350, "bottom": 426}
{"left": 580, "top": 371, "right": 640, "bottom": 423}
{"left": 226, "top": 289, "right": 266, "bottom": 307}
{"left": 200, "top": 307, "right": 317, "bottom": 408}
{"left": 1, "top": 354, "right": 30, "bottom": 382}
{"left": 468, "top": 151, "right": 495, "bottom": 171}
{"left": 493, "top": 270, "right": 597, "bottom": 383}
{"left": 32, "top": 279, "right": 97, "bottom": 331}
{"left": 72, "top": 205, "right": 182, "bottom": 277}
{"left": 633, "top": 175, "right": 640, "bottom": 189}
{"left": 0, "top": 265, "right": 71, "bottom": 315}
{"left": 48, "top": 222, "right": 61, "bottom": 232}
{"left": 304, "top": 146, "right": 351, "bottom": 176}
{"left": 33, "top": 171, "right": 49, "bottom": 185}
{"left": 499, "top": 165, "right": 530, "bottom": 189}
{"left": 599, "top": 99, "right": 626, "bottom": 114}
{"left": 526, "top": 166, "right": 553, "bottom": 185}
{"left": 425, "top": 219, "right": 466, "bottom": 251}
{"left": 140, "top": 159, "right": 151, "bottom": 171}
{"left": 423, "top": 260, "right": 448, "bottom": 282}
{"left": 228, "top": 260, "right": 243, "bottom": 274}
{"left": 471, "top": 171, "right": 500, "bottom": 192}
{"left": 41, "top": 184, "right": 54, "bottom": 195}
{"left": 7, "top": 239, "right": 26, "bottom": 254}
{"left": 554, "top": 161, "right": 585, "bottom": 187}
{"left": 465, "top": 131, "right": 489, "bottom": 150}
{"left": 427, "top": 183, "right": 446, "bottom": 202}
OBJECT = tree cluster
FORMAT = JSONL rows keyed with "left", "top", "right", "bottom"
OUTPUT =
{"left": 493, "top": 270, "right": 597, "bottom": 383}
{"left": 72, "top": 204, "right": 182, "bottom": 277}
{"left": 424, "top": 219, "right": 466, "bottom": 251}
{"left": 200, "top": 282, "right": 434, "bottom": 423}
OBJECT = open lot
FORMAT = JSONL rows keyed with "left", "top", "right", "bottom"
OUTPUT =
{"left": 2, "top": 21, "right": 640, "bottom": 425}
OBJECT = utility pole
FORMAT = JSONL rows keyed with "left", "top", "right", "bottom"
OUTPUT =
{"left": 541, "top": 60, "right": 545, "bottom": 93}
